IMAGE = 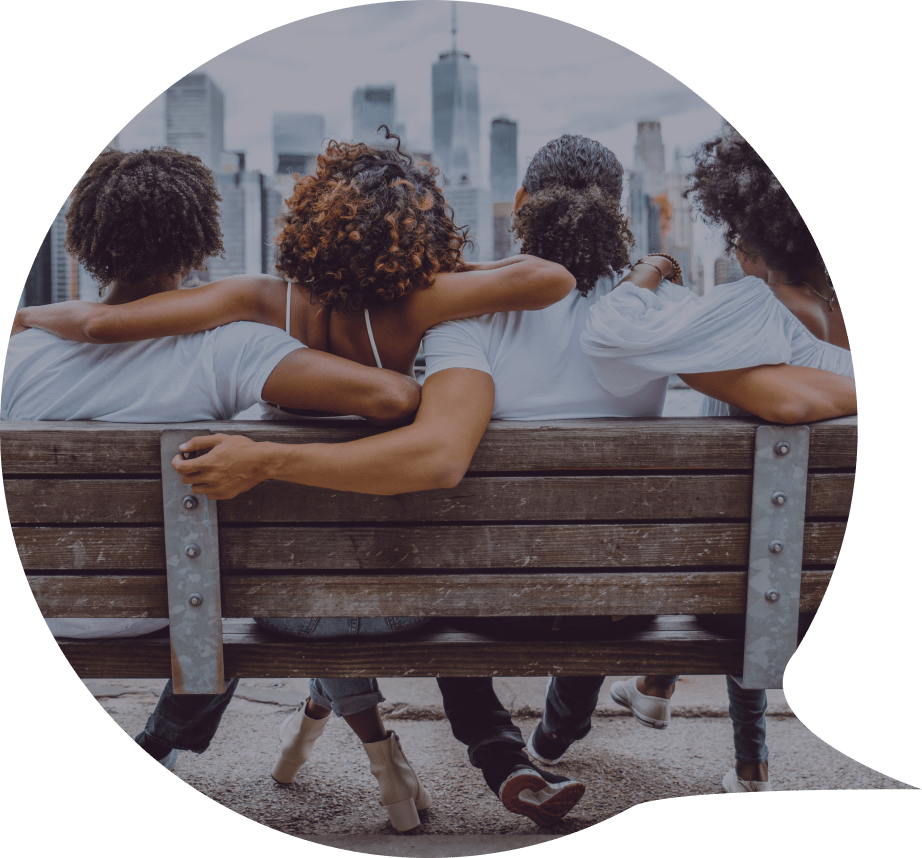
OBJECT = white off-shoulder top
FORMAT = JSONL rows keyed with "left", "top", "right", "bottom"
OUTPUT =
{"left": 580, "top": 276, "right": 853, "bottom": 417}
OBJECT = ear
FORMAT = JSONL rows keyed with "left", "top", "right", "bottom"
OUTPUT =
{"left": 513, "top": 186, "right": 529, "bottom": 212}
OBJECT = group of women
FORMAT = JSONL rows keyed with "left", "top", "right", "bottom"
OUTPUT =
{"left": 15, "top": 125, "right": 854, "bottom": 829}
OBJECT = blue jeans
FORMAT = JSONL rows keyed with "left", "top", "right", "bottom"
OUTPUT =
{"left": 141, "top": 615, "right": 431, "bottom": 752}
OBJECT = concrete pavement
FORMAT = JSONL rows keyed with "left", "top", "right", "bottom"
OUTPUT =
{"left": 90, "top": 675, "right": 909, "bottom": 853}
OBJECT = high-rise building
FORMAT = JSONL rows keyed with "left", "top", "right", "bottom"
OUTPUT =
{"left": 665, "top": 148, "right": 700, "bottom": 294}
{"left": 633, "top": 121, "right": 666, "bottom": 197}
{"left": 273, "top": 112, "right": 324, "bottom": 174}
{"left": 432, "top": 5, "right": 481, "bottom": 186}
{"left": 166, "top": 73, "right": 225, "bottom": 172}
{"left": 433, "top": 5, "right": 488, "bottom": 258}
{"left": 490, "top": 117, "right": 518, "bottom": 202}
{"left": 21, "top": 231, "right": 52, "bottom": 308}
{"left": 493, "top": 200, "right": 517, "bottom": 260}
{"left": 352, "top": 86, "right": 396, "bottom": 144}
{"left": 714, "top": 254, "right": 745, "bottom": 286}
{"left": 204, "top": 167, "right": 279, "bottom": 281}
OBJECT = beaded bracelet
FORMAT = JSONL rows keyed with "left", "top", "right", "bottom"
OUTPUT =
{"left": 645, "top": 252, "right": 681, "bottom": 283}
{"left": 631, "top": 260, "right": 667, "bottom": 279}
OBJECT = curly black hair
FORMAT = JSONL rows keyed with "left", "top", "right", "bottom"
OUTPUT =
{"left": 686, "top": 128, "right": 823, "bottom": 278}
{"left": 275, "top": 129, "right": 471, "bottom": 313}
{"left": 512, "top": 134, "right": 633, "bottom": 295}
{"left": 65, "top": 147, "right": 224, "bottom": 291}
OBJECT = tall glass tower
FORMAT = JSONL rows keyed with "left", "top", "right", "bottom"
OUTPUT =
{"left": 352, "top": 86, "right": 396, "bottom": 144}
{"left": 166, "top": 73, "right": 225, "bottom": 172}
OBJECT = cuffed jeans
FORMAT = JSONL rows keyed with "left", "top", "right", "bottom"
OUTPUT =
{"left": 139, "top": 615, "right": 430, "bottom": 753}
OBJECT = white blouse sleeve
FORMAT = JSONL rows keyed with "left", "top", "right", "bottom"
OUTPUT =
{"left": 580, "top": 277, "right": 795, "bottom": 396}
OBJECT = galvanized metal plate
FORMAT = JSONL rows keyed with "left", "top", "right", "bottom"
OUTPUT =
{"left": 734, "top": 425, "right": 810, "bottom": 689}
{"left": 160, "top": 429, "right": 224, "bottom": 694}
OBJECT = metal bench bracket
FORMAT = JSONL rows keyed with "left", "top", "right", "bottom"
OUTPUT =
{"left": 734, "top": 425, "right": 810, "bottom": 690}
{"left": 160, "top": 429, "right": 224, "bottom": 694}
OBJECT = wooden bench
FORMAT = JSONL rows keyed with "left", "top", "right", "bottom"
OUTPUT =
{"left": 2, "top": 416, "right": 855, "bottom": 694}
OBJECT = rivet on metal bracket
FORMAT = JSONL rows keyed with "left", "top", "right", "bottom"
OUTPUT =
{"left": 769, "top": 540, "right": 785, "bottom": 554}
{"left": 184, "top": 543, "right": 202, "bottom": 558}
{"left": 188, "top": 593, "right": 204, "bottom": 607}
{"left": 764, "top": 589, "right": 781, "bottom": 603}
{"left": 771, "top": 491, "right": 788, "bottom": 506}
{"left": 182, "top": 495, "right": 199, "bottom": 511}
{"left": 774, "top": 441, "right": 790, "bottom": 456}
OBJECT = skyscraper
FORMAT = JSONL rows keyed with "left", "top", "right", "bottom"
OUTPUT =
{"left": 352, "top": 86, "right": 395, "bottom": 143}
{"left": 431, "top": 5, "right": 481, "bottom": 186}
{"left": 273, "top": 112, "right": 324, "bottom": 174}
{"left": 432, "top": 6, "right": 489, "bottom": 259}
{"left": 166, "top": 73, "right": 225, "bottom": 172}
{"left": 204, "top": 168, "right": 278, "bottom": 280}
{"left": 490, "top": 117, "right": 518, "bottom": 202}
{"left": 633, "top": 121, "right": 667, "bottom": 197}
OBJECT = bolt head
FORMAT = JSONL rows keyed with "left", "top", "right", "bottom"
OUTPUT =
{"left": 771, "top": 491, "right": 788, "bottom": 506}
{"left": 774, "top": 441, "right": 790, "bottom": 456}
{"left": 184, "top": 543, "right": 201, "bottom": 559}
{"left": 188, "top": 592, "right": 204, "bottom": 607}
{"left": 182, "top": 495, "right": 198, "bottom": 511}
{"left": 769, "top": 540, "right": 785, "bottom": 554}
{"left": 764, "top": 589, "right": 781, "bottom": 603}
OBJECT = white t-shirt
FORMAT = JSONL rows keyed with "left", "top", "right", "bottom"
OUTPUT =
{"left": 3, "top": 321, "right": 303, "bottom": 422}
{"left": 422, "top": 276, "right": 669, "bottom": 418}
{"left": 3, "top": 321, "right": 304, "bottom": 639}
{"left": 579, "top": 276, "right": 853, "bottom": 416}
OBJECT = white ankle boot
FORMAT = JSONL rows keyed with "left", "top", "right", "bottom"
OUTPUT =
{"left": 270, "top": 699, "right": 330, "bottom": 783}
{"left": 363, "top": 731, "right": 431, "bottom": 831}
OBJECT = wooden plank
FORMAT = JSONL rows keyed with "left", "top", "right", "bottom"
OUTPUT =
{"left": 28, "top": 570, "right": 833, "bottom": 617}
{"left": 4, "top": 472, "right": 854, "bottom": 525}
{"left": 0, "top": 416, "right": 857, "bottom": 475}
{"left": 13, "top": 522, "right": 847, "bottom": 570}
{"left": 54, "top": 618, "right": 746, "bottom": 677}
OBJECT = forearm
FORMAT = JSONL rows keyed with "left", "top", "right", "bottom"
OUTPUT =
{"left": 250, "top": 427, "right": 464, "bottom": 495}
{"left": 15, "top": 302, "right": 101, "bottom": 342}
{"left": 682, "top": 364, "right": 857, "bottom": 423}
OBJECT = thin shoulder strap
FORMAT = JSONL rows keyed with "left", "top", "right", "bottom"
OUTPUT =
{"left": 285, "top": 281, "right": 292, "bottom": 337}
{"left": 364, "top": 309, "right": 383, "bottom": 368}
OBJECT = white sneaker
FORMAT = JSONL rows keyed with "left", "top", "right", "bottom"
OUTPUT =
{"left": 610, "top": 677, "right": 671, "bottom": 729}
{"left": 722, "top": 769, "right": 773, "bottom": 792}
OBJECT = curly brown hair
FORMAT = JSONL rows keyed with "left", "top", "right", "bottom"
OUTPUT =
{"left": 686, "top": 128, "right": 823, "bottom": 277}
{"left": 275, "top": 131, "right": 471, "bottom": 313}
{"left": 65, "top": 147, "right": 224, "bottom": 290}
{"left": 513, "top": 134, "right": 634, "bottom": 295}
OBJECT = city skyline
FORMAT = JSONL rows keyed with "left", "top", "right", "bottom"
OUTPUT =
{"left": 117, "top": 3, "right": 722, "bottom": 187}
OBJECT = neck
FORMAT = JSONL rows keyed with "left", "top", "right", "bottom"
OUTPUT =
{"left": 103, "top": 272, "right": 182, "bottom": 305}
{"left": 766, "top": 265, "right": 830, "bottom": 295}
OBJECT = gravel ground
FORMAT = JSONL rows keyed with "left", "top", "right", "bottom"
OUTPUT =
{"left": 92, "top": 676, "right": 910, "bottom": 845}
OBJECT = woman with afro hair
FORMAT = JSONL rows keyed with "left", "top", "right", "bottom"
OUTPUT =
{"left": 579, "top": 127, "right": 854, "bottom": 795}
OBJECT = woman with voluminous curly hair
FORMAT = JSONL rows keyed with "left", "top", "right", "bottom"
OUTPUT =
{"left": 580, "top": 125, "right": 855, "bottom": 797}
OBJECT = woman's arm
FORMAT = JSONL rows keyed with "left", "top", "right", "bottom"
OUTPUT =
{"left": 172, "top": 368, "right": 495, "bottom": 499}
{"left": 13, "top": 275, "right": 286, "bottom": 343}
{"left": 681, "top": 364, "right": 857, "bottom": 423}
{"left": 417, "top": 255, "right": 577, "bottom": 325}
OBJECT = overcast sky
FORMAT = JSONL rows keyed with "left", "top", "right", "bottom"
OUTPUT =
{"left": 120, "top": 1, "right": 724, "bottom": 186}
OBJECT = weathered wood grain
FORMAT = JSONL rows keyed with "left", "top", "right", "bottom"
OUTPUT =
{"left": 0, "top": 416, "right": 857, "bottom": 475}
{"left": 28, "top": 570, "right": 833, "bottom": 617}
{"left": 55, "top": 618, "right": 746, "bottom": 677}
{"left": 4, "top": 473, "right": 854, "bottom": 524}
{"left": 13, "top": 522, "right": 846, "bottom": 570}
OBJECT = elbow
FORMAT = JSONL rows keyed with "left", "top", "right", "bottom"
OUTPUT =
{"left": 82, "top": 314, "right": 115, "bottom": 344}
{"left": 365, "top": 374, "right": 422, "bottom": 427}
{"left": 526, "top": 260, "right": 578, "bottom": 309}
{"left": 758, "top": 397, "right": 820, "bottom": 425}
